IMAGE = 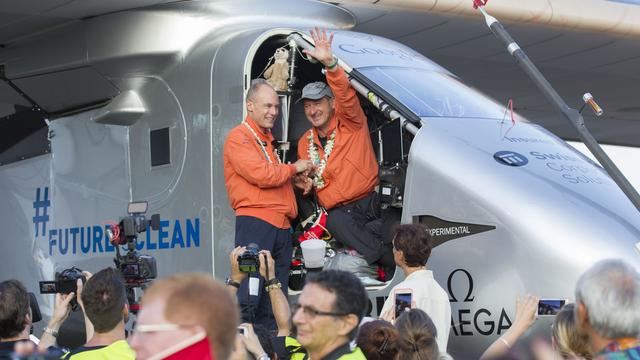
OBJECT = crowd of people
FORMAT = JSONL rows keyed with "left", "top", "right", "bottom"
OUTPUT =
{"left": 1, "top": 27, "right": 639, "bottom": 360}
{"left": 10, "top": 264, "right": 432, "bottom": 359}
{"left": 1, "top": 227, "right": 639, "bottom": 359}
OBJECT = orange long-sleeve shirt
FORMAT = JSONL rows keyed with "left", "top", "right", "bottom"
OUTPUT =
{"left": 224, "top": 116, "right": 298, "bottom": 229}
{"left": 297, "top": 67, "right": 379, "bottom": 210}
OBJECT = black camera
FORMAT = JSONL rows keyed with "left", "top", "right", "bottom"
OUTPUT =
{"left": 106, "top": 201, "right": 159, "bottom": 284}
{"left": 106, "top": 201, "right": 160, "bottom": 313}
{"left": 119, "top": 253, "right": 157, "bottom": 281}
{"left": 39, "top": 267, "right": 86, "bottom": 295}
{"left": 237, "top": 243, "right": 260, "bottom": 273}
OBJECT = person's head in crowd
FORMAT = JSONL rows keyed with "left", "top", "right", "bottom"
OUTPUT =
{"left": 130, "top": 272, "right": 239, "bottom": 360}
{"left": 357, "top": 320, "right": 400, "bottom": 360}
{"left": 392, "top": 224, "right": 433, "bottom": 271}
{"left": 300, "top": 81, "right": 335, "bottom": 133}
{"left": 551, "top": 303, "right": 593, "bottom": 360}
{"left": 292, "top": 270, "right": 367, "bottom": 358}
{"left": 81, "top": 267, "right": 128, "bottom": 334}
{"left": 0, "top": 280, "right": 31, "bottom": 342}
{"left": 246, "top": 79, "right": 279, "bottom": 132}
{"left": 574, "top": 259, "right": 640, "bottom": 353}
{"left": 395, "top": 309, "right": 439, "bottom": 360}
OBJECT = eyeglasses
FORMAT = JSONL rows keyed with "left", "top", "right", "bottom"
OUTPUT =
{"left": 291, "top": 303, "right": 350, "bottom": 318}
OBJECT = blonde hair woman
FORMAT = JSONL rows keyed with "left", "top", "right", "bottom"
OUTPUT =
{"left": 552, "top": 303, "right": 593, "bottom": 360}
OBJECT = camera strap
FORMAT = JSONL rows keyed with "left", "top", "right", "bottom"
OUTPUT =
{"left": 264, "top": 253, "right": 270, "bottom": 283}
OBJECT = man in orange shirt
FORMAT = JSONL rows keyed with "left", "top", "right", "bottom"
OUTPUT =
{"left": 224, "top": 79, "right": 313, "bottom": 329}
{"left": 295, "top": 28, "right": 394, "bottom": 270}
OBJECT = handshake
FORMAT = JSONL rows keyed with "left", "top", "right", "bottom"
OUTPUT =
{"left": 292, "top": 159, "right": 316, "bottom": 195}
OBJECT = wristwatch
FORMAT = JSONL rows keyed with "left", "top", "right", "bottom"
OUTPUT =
{"left": 225, "top": 277, "right": 240, "bottom": 289}
{"left": 43, "top": 327, "right": 59, "bottom": 338}
{"left": 257, "top": 353, "right": 271, "bottom": 360}
{"left": 265, "top": 279, "right": 282, "bottom": 292}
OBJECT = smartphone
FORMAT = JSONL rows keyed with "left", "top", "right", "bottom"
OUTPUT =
{"left": 537, "top": 299, "right": 566, "bottom": 316}
{"left": 394, "top": 289, "right": 413, "bottom": 319}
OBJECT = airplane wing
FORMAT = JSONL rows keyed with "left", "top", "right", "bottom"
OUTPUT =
{"left": 332, "top": 0, "right": 640, "bottom": 147}
{"left": 0, "top": 0, "right": 176, "bottom": 45}
{"left": 0, "top": 0, "right": 638, "bottom": 149}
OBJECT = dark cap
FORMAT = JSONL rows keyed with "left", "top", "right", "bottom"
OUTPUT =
{"left": 297, "top": 82, "right": 334, "bottom": 103}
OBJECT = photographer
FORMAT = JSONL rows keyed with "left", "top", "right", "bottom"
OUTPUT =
{"left": 0, "top": 280, "right": 35, "bottom": 358}
{"left": 227, "top": 247, "right": 291, "bottom": 336}
{"left": 62, "top": 267, "right": 134, "bottom": 359}
{"left": 0, "top": 279, "right": 73, "bottom": 358}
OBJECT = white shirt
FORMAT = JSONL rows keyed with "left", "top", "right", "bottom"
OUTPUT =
{"left": 380, "top": 269, "right": 451, "bottom": 354}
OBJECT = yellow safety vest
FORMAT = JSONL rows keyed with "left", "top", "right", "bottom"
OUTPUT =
{"left": 284, "top": 337, "right": 366, "bottom": 360}
{"left": 332, "top": 347, "right": 366, "bottom": 360}
{"left": 285, "top": 336, "right": 308, "bottom": 360}
{"left": 62, "top": 340, "right": 135, "bottom": 360}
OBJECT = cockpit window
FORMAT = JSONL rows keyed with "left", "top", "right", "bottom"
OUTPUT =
{"left": 358, "top": 66, "right": 512, "bottom": 120}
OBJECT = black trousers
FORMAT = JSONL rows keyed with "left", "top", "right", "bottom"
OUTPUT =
{"left": 235, "top": 216, "right": 291, "bottom": 330}
{"left": 298, "top": 192, "right": 394, "bottom": 267}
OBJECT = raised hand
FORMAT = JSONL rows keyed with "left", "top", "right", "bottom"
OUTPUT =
{"left": 76, "top": 271, "right": 92, "bottom": 311}
{"left": 238, "top": 323, "right": 267, "bottom": 359}
{"left": 230, "top": 246, "right": 248, "bottom": 283}
{"left": 51, "top": 292, "right": 75, "bottom": 326}
{"left": 512, "top": 294, "right": 538, "bottom": 333}
{"left": 380, "top": 307, "right": 394, "bottom": 323}
{"left": 258, "top": 250, "right": 277, "bottom": 281}
{"left": 303, "top": 27, "right": 335, "bottom": 66}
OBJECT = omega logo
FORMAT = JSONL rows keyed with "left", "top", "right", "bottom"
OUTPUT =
{"left": 447, "top": 269, "right": 512, "bottom": 336}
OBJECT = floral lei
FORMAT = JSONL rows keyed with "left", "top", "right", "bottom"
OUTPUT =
{"left": 243, "top": 121, "right": 281, "bottom": 164}
{"left": 307, "top": 128, "right": 336, "bottom": 189}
